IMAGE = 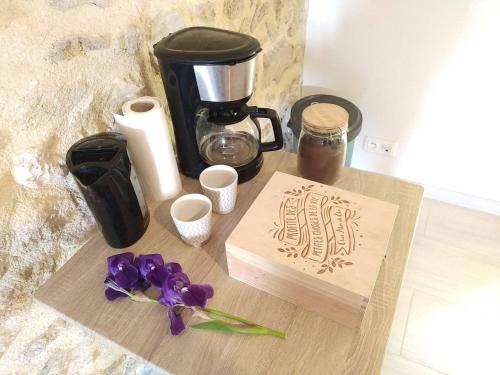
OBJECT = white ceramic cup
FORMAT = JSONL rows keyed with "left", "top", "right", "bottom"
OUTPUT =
{"left": 199, "top": 165, "right": 238, "bottom": 214}
{"left": 170, "top": 194, "right": 212, "bottom": 247}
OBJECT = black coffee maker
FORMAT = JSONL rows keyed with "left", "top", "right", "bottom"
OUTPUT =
{"left": 66, "top": 133, "right": 149, "bottom": 248}
{"left": 154, "top": 27, "right": 283, "bottom": 182}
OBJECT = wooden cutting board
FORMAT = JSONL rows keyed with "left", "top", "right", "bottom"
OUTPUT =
{"left": 226, "top": 171, "right": 399, "bottom": 328}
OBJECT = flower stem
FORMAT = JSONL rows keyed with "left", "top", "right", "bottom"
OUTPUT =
{"left": 202, "top": 307, "right": 255, "bottom": 325}
{"left": 104, "top": 279, "right": 158, "bottom": 304}
{"left": 191, "top": 319, "right": 286, "bottom": 339}
{"left": 130, "top": 293, "right": 159, "bottom": 304}
{"left": 191, "top": 307, "right": 286, "bottom": 339}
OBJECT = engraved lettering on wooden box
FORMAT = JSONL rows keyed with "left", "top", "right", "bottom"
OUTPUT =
{"left": 226, "top": 171, "right": 399, "bottom": 328}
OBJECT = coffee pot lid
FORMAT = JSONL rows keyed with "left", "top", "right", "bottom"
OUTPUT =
{"left": 153, "top": 27, "right": 261, "bottom": 65}
{"left": 302, "top": 103, "right": 349, "bottom": 133}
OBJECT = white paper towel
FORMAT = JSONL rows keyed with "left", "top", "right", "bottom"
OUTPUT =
{"left": 113, "top": 96, "right": 181, "bottom": 201}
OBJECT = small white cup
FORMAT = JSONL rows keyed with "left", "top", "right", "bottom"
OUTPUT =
{"left": 170, "top": 194, "right": 212, "bottom": 247}
{"left": 199, "top": 165, "right": 238, "bottom": 214}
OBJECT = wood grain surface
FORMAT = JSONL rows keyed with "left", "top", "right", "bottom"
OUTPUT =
{"left": 35, "top": 151, "right": 423, "bottom": 375}
{"left": 225, "top": 171, "right": 400, "bottom": 328}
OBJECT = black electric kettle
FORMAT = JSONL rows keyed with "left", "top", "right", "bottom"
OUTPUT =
{"left": 66, "top": 132, "right": 149, "bottom": 248}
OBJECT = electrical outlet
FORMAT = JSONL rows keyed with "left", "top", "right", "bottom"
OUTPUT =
{"left": 364, "top": 136, "right": 398, "bottom": 157}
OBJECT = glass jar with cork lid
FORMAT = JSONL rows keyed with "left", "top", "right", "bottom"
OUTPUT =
{"left": 297, "top": 103, "right": 349, "bottom": 184}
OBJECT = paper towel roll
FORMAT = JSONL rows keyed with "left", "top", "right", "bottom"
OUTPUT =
{"left": 113, "top": 96, "right": 181, "bottom": 201}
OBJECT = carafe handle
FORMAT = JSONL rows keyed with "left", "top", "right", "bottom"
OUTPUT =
{"left": 245, "top": 106, "right": 284, "bottom": 152}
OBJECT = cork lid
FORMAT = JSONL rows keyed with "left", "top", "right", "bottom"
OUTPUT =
{"left": 302, "top": 103, "right": 349, "bottom": 133}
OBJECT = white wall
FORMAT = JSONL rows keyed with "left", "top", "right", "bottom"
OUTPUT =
{"left": 303, "top": 0, "right": 500, "bottom": 202}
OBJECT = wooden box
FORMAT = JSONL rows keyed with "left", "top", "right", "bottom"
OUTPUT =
{"left": 225, "top": 171, "right": 399, "bottom": 328}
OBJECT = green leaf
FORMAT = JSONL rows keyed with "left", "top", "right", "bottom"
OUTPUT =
{"left": 191, "top": 320, "right": 286, "bottom": 339}
{"left": 202, "top": 307, "right": 254, "bottom": 325}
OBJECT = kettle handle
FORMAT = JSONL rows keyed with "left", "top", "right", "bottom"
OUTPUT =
{"left": 245, "top": 106, "right": 284, "bottom": 152}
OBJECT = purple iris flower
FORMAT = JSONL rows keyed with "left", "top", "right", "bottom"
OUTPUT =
{"left": 104, "top": 253, "right": 215, "bottom": 336}
{"left": 168, "top": 309, "right": 185, "bottom": 336}
{"left": 165, "top": 261, "right": 182, "bottom": 275}
{"left": 104, "top": 252, "right": 285, "bottom": 339}
{"left": 165, "top": 272, "right": 191, "bottom": 292}
{"left": 161, "top": 272, "right": 214, "bottom": 308}
{"left": 137, "top": 254, "right": 170, "bottom": 289}
{"left": 180, "top": 284, "right": 214, "bottom": 307}
{"left": 105, "top": 252, "right": 148, "bottom": 300}
{"left": 107, "top": 252, "right": 137, "bottom": 287}
{"left": 158, "top": 272, "right": 214, "bottom": 335}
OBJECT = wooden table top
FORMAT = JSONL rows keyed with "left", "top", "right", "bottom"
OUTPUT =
{"left": 35, "top": 151, "right": 423, "bottom": 375}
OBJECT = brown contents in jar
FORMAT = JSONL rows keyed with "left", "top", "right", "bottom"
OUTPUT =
{"left": 298, "top": 137, "right": 345, "bottom": 184}
{"left": 297, "top": 103, "right": 348, "bottom": 185}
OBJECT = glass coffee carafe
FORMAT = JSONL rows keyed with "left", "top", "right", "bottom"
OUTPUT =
{"left": 196, "top": 106, "right": 283, "bottom": 181}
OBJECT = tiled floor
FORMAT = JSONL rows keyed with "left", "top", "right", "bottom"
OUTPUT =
{"left": 382, "top": 199, "right": 500, "bottom": 375}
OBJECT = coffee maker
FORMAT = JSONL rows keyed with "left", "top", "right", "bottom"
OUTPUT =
{"left": 154, "top": 27, "right": 283, "bottom": 182}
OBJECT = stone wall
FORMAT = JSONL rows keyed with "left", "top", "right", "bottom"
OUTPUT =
{"left": 0, "top": 1, "right": 307, "bottom": 373}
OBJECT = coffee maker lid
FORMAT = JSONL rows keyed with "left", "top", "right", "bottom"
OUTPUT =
{"left": 153, "top": 27, "right": 261, "bottom": 65}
